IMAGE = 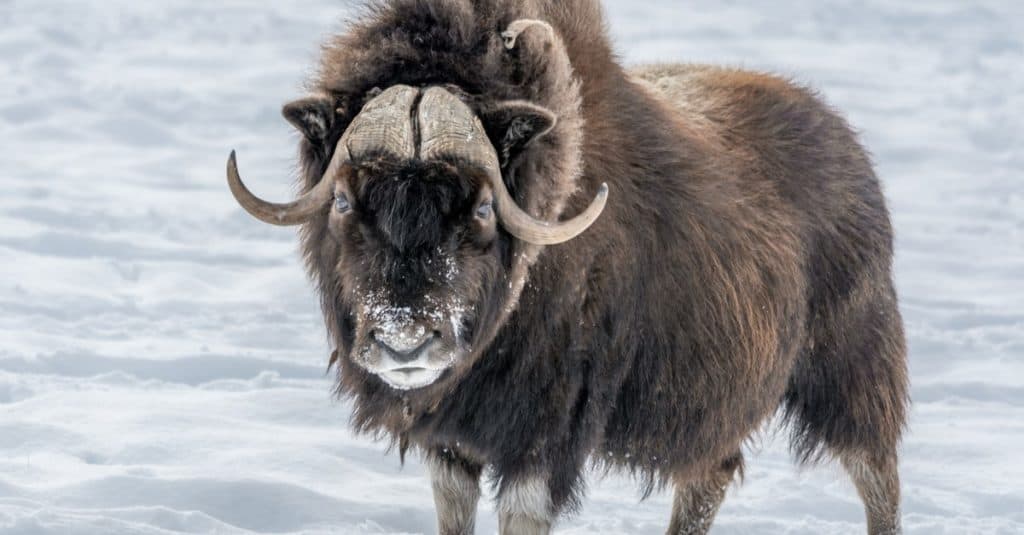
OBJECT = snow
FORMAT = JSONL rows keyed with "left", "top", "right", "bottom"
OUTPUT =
{"left": 1, "top": 1, "right": 1021, "bottom": 533}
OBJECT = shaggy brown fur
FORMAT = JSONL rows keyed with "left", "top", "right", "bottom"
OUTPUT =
{"left": 273, "top": 1, "right": 908, "bottom": 533}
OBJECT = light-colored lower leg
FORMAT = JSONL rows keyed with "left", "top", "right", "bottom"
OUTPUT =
{"left": 498, "top": 475, "right": 554, "bottom": 535}
{"left": 427, "top": 454, "right": 481, "bottom": 535}
{"left": 666, "top": 455, "right": 741, "bottom": 535}
{"left": 841, "top": 454, "right": 902, "bottom": 535}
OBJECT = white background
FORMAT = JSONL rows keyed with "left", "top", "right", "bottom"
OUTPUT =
{"left": 1, "top": 1, "right": 1022, "bottom": 533}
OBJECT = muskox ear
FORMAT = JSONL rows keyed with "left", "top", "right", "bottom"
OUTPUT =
{"left": 282, "top": 95, "right": 337, "bottom": 143}
{"left": 480, "top": 100, "right": 557, "bottom": 168}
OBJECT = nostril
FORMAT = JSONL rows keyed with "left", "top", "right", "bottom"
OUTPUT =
{"left": 374, "top": 329, "right": 438, "bottom": 364}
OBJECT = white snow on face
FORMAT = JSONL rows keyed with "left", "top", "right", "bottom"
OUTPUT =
{"left": 362, "top": 294, "right": 421, "bottom": 351}
{"left": 352, "top": 285, "right": 468, "bottom": 390}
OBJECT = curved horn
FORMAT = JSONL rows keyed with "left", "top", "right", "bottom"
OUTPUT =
{"left": 226, "top": 85, "right": 420, "bottom": 226}
{"left": 226, "top": 151, "right": 336, "bottom": 226}
{"left": 418, "top": 87, "right": 607, "bottom": 245}
{"left": 339, "top": 85, "right": 418, "bottom": 161}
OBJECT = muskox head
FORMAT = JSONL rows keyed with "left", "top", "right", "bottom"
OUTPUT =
{"left": 228, "top": 84, "right": 606, "bottom": 391}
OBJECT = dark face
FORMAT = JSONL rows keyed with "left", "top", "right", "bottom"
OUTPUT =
{"left": 331, "top": 159, "right": 508, "bottom": 390}
{"left": 227, "top": 84, "right": 606, "bottom": 392}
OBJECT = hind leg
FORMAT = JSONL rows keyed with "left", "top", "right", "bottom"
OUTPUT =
{"left": 840, "top": 452, "right": 901, "bottom": 535}
{"left": 666, "top": 453, "right": 742, "bottom": 535}
{"left": 785, "top": 284, "right": 909, "bottom": 534}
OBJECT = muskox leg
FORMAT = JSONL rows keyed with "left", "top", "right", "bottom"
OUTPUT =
{"left": 497, "top": 475, "right": 554, "bottom": 535}
{"left": 426, "top": 449, "right": 482, "bottom": 535}
{"left": 666, "top": 453, "right": 742, "bottom": 535}
{"left": 783, "top": 282, "right": 907, "bottom": 534}
{"left": 840, "top": 453, "right": 902, "bottom": 535}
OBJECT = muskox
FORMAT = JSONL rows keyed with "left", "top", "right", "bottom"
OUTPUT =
{"left": 226, "top": 1, "right": 909, "bottom": 533}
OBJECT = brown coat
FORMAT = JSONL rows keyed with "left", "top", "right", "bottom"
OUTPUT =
{"left": 279, "top": 0, "right": 907, "bottom": 529}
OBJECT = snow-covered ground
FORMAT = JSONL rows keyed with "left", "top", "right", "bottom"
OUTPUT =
{"left": 1, "top": 1, "right": 1021, "bottom": 533}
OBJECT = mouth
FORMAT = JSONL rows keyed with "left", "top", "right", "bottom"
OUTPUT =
{"left": 377, "top": 366, "right": 446, "bottom": 391}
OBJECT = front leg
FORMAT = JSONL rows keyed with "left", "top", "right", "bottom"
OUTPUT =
{"left": 427, "top": 448, "right": 482, "bottom": 535}
{"left": 498, "top": 474, "right": 555, "bottom": 535}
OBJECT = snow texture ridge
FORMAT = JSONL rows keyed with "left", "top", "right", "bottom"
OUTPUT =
{"left": 1, "top": 1, "right": 1022, "bottom": 533}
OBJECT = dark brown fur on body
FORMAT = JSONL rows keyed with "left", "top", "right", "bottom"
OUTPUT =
{"left": 285, "top": 0, "right": 908, "bottom": 531}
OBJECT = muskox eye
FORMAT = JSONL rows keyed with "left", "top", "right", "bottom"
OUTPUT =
{"left": 476, "top": 200, "right": 493, "bottom": 220}
{"left": 335, "top": 193, "right": 351, "bottom": 213}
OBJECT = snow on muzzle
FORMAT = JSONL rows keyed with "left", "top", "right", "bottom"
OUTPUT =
{"left": 354, "top": 290, "right": 467, "bottom": 391}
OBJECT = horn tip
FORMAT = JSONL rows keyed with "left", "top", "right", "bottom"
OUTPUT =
{"left": 598, "top": 183, "right": 609, "bottom": 196}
